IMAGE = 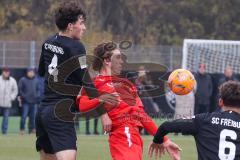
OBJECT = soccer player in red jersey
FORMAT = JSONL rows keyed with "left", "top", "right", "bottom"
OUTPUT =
{"left": 76, "top": 42, "right": 181, "bottom": 160}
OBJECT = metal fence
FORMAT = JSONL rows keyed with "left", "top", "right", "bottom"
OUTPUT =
{"left": 0, "top": 41, "right": 183, "bottom": 70}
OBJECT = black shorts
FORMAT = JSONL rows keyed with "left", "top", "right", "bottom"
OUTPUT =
{"left": 36, "top": 104, "right": 77, "bottom": 154}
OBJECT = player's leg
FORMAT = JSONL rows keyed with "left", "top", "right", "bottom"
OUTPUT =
{"left": 36, "top": 107, "right": 56, "bottom": 159}
{"left": 55, "top": 150, "right": 76, "bottom": 160}
{"left": 40, "top": 150, "right": 57, "bottom": 160}
{"left": 37, "top": 122, "right": 77, "bottom": 160}
{"left": 40, "top": 106, "right": 77, "bottom": 160}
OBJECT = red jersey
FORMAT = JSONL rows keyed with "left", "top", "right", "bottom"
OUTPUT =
{"left": 77, "top": 75, "right": 165, "bottom": 137}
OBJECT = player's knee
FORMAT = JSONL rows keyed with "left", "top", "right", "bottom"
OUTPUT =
{"left": 40, "top": 150, "right": 57, "bottom": 160}
{"left": 55, "top": 150, "right": 76, "bottom": 160}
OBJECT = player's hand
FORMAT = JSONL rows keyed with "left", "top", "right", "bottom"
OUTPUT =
{"left": 98, "top": 93, "right": 119, "bottom": 107}
{"left": 148, "top": 142, "right": 165, "bottom": 159}
{"left": 163, "top": 140, "right": 181, "bottom": 160}
{"left": 101, "top": 113, "right": 112, "bottom": 133}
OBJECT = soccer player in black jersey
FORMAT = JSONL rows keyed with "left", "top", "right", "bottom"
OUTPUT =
{"left": 36, "top": 2, "right": 118, "bottom": 160}
{"left": 149, "top": 81, "right": 240, "bottom": 160}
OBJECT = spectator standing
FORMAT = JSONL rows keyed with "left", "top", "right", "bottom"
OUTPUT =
{"left": 194, "top": 64, "right": 213, "bottom": 114}
{"left": 18, "top": 68, "right": 40, "bottom": 134}
{"left": 135, "top": 65, "right": 160, "bottom": 135}
{"left": 135, "top": 65, "right": 160, "bottom": 115}
{"left": 0, "top": 67, "right": 18, "bottom": 134}
{"left": 215, "top": 67, "right": 239, "bottom": 111}
{"left": 218, "top": 67, "right": 238, "bottom": 85}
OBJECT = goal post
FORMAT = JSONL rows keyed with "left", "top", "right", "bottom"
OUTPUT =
{"left": 182, "top": 39, "right": 240, "bottom": 73}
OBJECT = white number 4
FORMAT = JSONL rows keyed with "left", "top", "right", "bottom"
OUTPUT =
{"left": 48, "top": 54, "right": 59, "bottom": 82}
{"left": 48, "top": 54, "right": 58, "bottom": 75}
{"left": 218, "top": 129, "right": 237, "bottom": 160}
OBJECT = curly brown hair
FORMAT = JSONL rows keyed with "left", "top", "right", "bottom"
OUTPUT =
{"left": 55, "top": 1, "right": 86, "bottom": 31}
{"left": 92, "top": 42, "right": 117, "bottom": 71}
{"left": 219, "top": 81, "right": 240, "bottom": 107}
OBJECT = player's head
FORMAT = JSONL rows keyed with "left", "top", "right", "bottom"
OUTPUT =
{"left": 55, "top": 1, "right": 86, "bottom": 40}
{"left": 92, "top": 42, "right": 124, "bottom": 76}
{"left": 219, "top": 81, "right": 240, "bottom": 108}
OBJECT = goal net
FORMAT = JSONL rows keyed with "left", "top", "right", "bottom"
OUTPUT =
{"left": 182, "top": 39, "right": 240, "bottom": 73}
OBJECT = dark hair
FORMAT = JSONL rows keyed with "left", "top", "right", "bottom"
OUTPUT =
{"left": 2, "top": 67, "right": 10, "bottom": 72}
{"left": 55, "top": 1, "right": 86, "bottom": 31}
{"left": 92, "top": 42, "right": 117, "bottom": 71}
{"left": 219, "top": 81, "right": 240, "bottom": 107}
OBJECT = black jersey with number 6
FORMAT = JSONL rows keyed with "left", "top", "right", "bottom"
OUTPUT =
{"left": 38, "top": 34, "right": 86, "bottom": 106}
{"left": 153, "top": 111, "right": 240, "bottom": 160}
{"left": 194, "top": 111, "right": 240, "bottom": 160}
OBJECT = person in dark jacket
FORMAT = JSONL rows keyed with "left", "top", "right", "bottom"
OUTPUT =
{"left": 218, "top": 67, "right": 238, "bottom": 86}
{"left": 18, "top": 68, "right": 40, "bottom": 134}
{"left": 194, "top": 64, "right": 213, "bottom": 114}
{"left": 215, "top": 67, "right": 239, "bottom": 111}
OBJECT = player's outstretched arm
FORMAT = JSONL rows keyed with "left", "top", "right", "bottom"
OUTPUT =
{"left": 76, "top": 92, "right": 119, "bottom": 112}
{"left": 149, "top": 118, "right": 197, "bottom": 159}
{"left": 148, "top": 141, "right": 181, "bottom": 160}
{"left": 153, "top": 118, "right": 197, "bottom": 144}
{"left": 138, "top": 109, "right": 181, "bottom": 159}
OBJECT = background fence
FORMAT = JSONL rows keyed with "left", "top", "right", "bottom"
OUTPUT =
{"left": 0, "top": 41, "right": 183, "bottom": 70}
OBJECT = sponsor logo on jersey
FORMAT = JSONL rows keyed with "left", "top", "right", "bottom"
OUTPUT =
{"left": 44, "top": 43, "right": 64, "bottom": 54}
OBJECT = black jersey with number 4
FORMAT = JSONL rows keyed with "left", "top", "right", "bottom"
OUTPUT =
{"left": 38, "top": 34, "right": 86, "bottom": 106}
{"left": 153, "top": 111, "right": 240, "bottom": 160}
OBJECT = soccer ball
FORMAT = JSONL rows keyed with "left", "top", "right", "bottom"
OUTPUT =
{"left": 168, "top": 69, "right": 196, "bottom": 95}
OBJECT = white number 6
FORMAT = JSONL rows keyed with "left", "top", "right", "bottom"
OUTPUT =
{"left": 218, "top": 129, "right": 237, "bottom": 160}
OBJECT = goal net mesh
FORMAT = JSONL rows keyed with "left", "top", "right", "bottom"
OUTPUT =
{"left": 182, "top": 39, "right": 240, "bottom": 73}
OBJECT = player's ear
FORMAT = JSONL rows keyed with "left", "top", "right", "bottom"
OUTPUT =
{"left": 103, "top": 58, "right": 111, "bottom": 65}
{"left": 218, "top": 98, "right": 224, "bottom": 108}
{"left": 67, "top": 23, "right": 74, "bottom": 31}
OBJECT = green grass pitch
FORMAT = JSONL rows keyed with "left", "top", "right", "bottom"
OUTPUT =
{"left": 0, "top": 117, "right": 197, "bottom": 160}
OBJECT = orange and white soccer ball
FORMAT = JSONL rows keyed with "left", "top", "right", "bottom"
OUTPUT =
{"left": 168, "top": 69, "right": 196, "bottom": 95}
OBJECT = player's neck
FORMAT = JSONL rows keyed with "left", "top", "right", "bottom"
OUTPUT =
{"left": 58, "top": 31, "right": 73, "bottom": 39}
{"left": 99, "top": 68, "right": 118, "bottom": 77}
{"left": 223, "top": 106, "right": 240, "bottom": 114}
{"left": 99, "top": 68, "right": 112, "bottom": 76}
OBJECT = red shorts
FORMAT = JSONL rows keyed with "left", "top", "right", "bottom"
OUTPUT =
{"left": 109, "top": 125, "right": 143, "bottom": 160}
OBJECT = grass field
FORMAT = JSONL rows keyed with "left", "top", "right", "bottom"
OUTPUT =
{"left": 0, "top": 117, "right": 197, "bottom": 160}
